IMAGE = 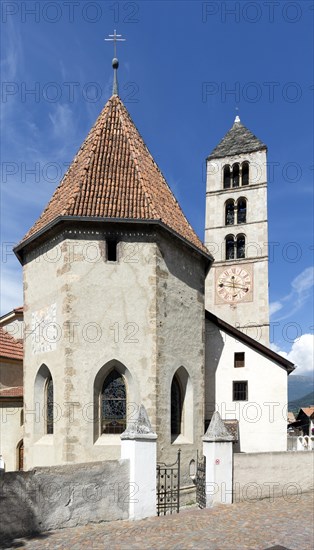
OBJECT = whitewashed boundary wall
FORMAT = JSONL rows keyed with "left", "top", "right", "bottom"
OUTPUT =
{"left": 0, "top": 460, "right": 129, "bottom": 545}
{"left": 233, "top": 451, "right": 314, "bottom": 502}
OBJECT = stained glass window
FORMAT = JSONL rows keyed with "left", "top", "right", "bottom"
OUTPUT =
{"left": 171, "top": 376, "right": 182, "bottom": 436}
{"left": 102, "top": 370, "right": 126, "bottom": 434}
{"left": 46, "top": 376, "right": 54, "bottom": 434}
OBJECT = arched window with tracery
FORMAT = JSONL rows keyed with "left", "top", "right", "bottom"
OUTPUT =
{"left": 232, "top": 163, "right": 240, "bottom": 187}
{"left": 171, "top": 375, "right": 182, "bottom": 436}
{"left": 236, "top": 235, "right": 246, "bottom": 259}
{"left": 242, "top": 162, "right": 249, "bottom": 185}
{"left": 225, "top": 200, "right": 235, "bottom": 225}
{"left": 223, "top": 165, "right": 231, "bottom": 189}
{"left": 226, "top": 235, "right": 235, "bottom": 260}
{"left": 46, "top": 375, "right": 54, "bottom": 434}
{"left": 101, "top": 369, "right": 126, "bottom": 434}
{"left": 237, "top": 198, "right": 247, "bottom": 224}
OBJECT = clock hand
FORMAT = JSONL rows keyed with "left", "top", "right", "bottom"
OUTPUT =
{"left": 219, "top": 283, "right": 249, "bottom": 291}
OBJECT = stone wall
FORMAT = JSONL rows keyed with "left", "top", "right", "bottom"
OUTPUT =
{"left": 0, "top": 459, "right": 129, "bottom": 546}
{"left": 233, "top": 451, "right": 314, "bottom": 502}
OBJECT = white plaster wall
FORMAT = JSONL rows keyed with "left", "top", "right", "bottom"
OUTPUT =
{"left": 205, "top": 319, "right": 288, "bottom": 452}
{"left": 234, "top": 451, "right": 314, "bottom": 501}
{"left": 0, "top": 401, "right": 23, "bottom": 471}
{"left": 23, "top": 230, "right": 157, "bottom": 469}
{"left": 155, "top": 235, "right": 206, "bottom": 484}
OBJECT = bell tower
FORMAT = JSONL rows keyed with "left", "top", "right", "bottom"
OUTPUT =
{"left": 205, "top": 116, "right": 270, "bottom": 346}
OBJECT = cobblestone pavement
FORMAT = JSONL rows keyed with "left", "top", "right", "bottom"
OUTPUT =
{"left": 3, "top": 491, "right": 314, "bottom": 550}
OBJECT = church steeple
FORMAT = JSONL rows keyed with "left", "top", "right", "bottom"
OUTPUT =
{"left": 205, "top": 118, "right": 270, "bottom": 345}
{"left": 16, "top": 95, "right": 209, "bottom": 260}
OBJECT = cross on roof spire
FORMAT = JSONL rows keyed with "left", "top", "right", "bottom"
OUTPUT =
{"left": 105, "top": 30, "right": 126, "bottom": 96}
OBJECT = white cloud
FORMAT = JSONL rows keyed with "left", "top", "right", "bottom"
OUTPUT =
{"left": 269, "top": 301, "right": 283, "bottom": 316}
{"left": 291, "top": 267, "right": 314, "bottom": 293}
{"left": 49, "top": 104, "right": 76, "bottom": 141}
{"left": 276, "top": 334, "right": 314, "bottom": 376}
{"left": 270, "top": 266, "right": 314, "bottom": 322}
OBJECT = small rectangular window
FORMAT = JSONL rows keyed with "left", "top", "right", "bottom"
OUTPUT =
{"left": 107, "top": 240, "right": 118, "bottom": 262}
{"left": 233, "top": 381, "right": 248, "bottom": 401}
{"left": 234, "top": 352, "right": 245, "bottom": 368}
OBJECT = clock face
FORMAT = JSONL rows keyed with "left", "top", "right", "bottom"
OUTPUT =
{"left": 216, "top": 266, "right": 252, "bottom": 303}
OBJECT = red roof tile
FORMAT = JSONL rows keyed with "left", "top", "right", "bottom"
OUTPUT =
{"left": 0, "top": 386, "right": 23, "bottom": 398}
{"left": 19, "top": 95, "right": 208, "bottom": 255}
{"left": 0, "top": 327, "right": 23, "bottom": 360}
{"left": 301, "top": 407, "right": 314, "bottom": 417}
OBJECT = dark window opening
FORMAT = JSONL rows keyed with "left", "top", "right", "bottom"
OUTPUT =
{"left": 46, "top": 376, "right": 54, "bottom": 434}
{"left": 102, "top": 370, "right": 126, "bottom": 434}
{"left": 226, "top": 235, "right": 235, "bottom": 260}
{"left": 242, "top": 162, "right": 249, "bottom": 185}
{"left": 234, "top": 352, "right": 245, "bottom": 368}
{"left": 225, "top": 201, "right": 235, "bottom": 225}
{"left": 237, "top": 199, "right": 247, "bottom": 224}
{"left": 236, "top": 235, "right": 246, "bottom": 259}
{"left": 232, "top": 163, "right": 240, "bottom": 187}
{"left": 171, "top": 375, "right": 182, "bottom": 436}
{"left": 107, "top": 240, "right": 118, "bottom": 262}
{"left": 233, "top": 381, "right": 248, "bottom": 401}
{"left": 223, "top": 166, "right": 231, "bottom": 189}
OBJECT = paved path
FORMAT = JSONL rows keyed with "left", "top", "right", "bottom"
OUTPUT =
{"left": 3, "top": 491, "right": 314, "bottom": 550}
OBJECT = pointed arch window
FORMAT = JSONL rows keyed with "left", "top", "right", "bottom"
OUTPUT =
{"left": 46, "top": 376, "right": 54, "bottom": 434}
{"left": 242, "top": 162, "right": 249, "bottom": 185}
{"left": 226, "top": 235, "right": 235, "bottom": 260}
{"left": 236, "top": 235, "right": 246, "bottom": 259}
{"left": 171, "top": 375, "right": 182, "bottom": 436}
{"left": 232, "top": 163, "right": 240, "bottom": 187}
{"left": 101, "top": 369, "right": 126, "bottom": 434}
{"left": 225, "top": 200, "right": 235, "bottom": 225}
{"left": 237, "top": 198, "right": 247, "bottom": 224}
{"left": 223, "top": 165, "right": 231, "bottom": 189}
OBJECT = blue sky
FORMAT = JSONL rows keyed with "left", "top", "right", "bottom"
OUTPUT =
{"left": 1, "top": 1, "right": 313, "bottom": 373}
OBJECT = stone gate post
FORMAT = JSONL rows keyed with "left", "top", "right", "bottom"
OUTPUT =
{"left": 120, "top": 405, "right": 157, "bottom": 520}
{"left": 202, "top": 411, "right": 234, "bottom": 507}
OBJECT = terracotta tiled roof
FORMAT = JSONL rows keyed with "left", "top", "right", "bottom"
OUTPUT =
{"left": 207, "top": 118, "right": 267, "bottom": 160}
{"left": 0, "top": 386, "right": 23, "bottom": 398}
{"left": 0, "top": 327, "right": 23, "bottom": 360}
{"left": 300, "top": 407, "right": 314, "bottom": 417}
{"left": 20, "top": 95, "right": 208, "bottom": 256}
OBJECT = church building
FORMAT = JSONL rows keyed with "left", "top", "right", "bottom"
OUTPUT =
{"left": 0, "top": 55, "right": 294, "bottom": 477}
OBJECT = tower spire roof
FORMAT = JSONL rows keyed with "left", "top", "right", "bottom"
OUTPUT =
{"left": 17, "top": 95, "right": 209, "bottom": 257}
{"left": 207, "top": 119, "right": 267, "bottom": 160}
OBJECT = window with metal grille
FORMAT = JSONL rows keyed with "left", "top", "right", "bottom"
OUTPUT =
{"left": 233, "top": 381, "right": 248, "bottom": 401}
{"left": 234, "top": 352, "right": 245, "bottom": 368}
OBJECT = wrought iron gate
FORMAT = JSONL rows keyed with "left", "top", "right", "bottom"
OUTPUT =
{"left": 156, "top": 449, "right": 181, "bottom": 515}
{"left": 195, "top": 450, "right": 206, "bottom": 509}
